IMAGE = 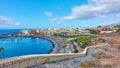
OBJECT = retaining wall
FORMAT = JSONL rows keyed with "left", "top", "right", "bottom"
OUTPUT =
{"left": 0, "top": 46, "right": 90, "bottom": 68}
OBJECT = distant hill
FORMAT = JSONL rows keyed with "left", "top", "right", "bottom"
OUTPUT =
{"left": 108, "top": 23, "right": 120, "bottom": 26}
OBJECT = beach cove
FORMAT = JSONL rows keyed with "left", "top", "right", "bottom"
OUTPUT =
{"left": 0, "top": 36, "right": 58, "bottom": 58}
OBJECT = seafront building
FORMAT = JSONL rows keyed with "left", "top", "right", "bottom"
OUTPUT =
{"left": 0, "top": 26, "right": 118, "bottom": 38}
{"left": 14, "top": 26, "right": 119, "bottom": 36}
{"left": 22, "top": 28, "right": 91, "bottom": 35}
{"left": 20, "top": 30, "right": 30, "bottom": 35}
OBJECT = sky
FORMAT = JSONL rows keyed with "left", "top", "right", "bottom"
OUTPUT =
{"left": 0, "top": 0, "right": 120, "bottom": 29}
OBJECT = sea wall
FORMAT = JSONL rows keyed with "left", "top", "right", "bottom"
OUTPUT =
{"left": 0, "top": 46, "right": 89, "bottom": 68}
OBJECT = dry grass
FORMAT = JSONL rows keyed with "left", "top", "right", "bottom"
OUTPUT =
{"left": 80, "top": 60, "right": 100, "bottom": 68}
{"left": 98, "top": 46, "right": 120, "bottom": 67}
{"left": 80, "top": 60, "right": 113, "bottom": 68}
{"left": 80, "top": 36, "right": 120, "bottom": 68}
{"left": 80, "top": 46, "right": 120, "bottom": 68}
{"left": 95, "top": 46, "right": 108, "bottom": 51}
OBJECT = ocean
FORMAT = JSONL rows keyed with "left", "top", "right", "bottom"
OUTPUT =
{"left": 0, "top": 29, "right": 54, "bottom": 58}
{"left": 0, "top": 37, "right": 53, "bottom": 58}
{"left": 0, "top": 29, "right": 29, "bottom": 34}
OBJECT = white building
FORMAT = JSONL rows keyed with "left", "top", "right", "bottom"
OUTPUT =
{"left": 20, "top": 30, "right": 30, "bottom": 35}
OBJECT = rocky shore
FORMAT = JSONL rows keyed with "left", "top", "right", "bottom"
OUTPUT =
{"left": 41, "top": 36, "right": 68, "bottom": 54}
{"left": 42, "top": 37, "right": 59, "bottom": 54}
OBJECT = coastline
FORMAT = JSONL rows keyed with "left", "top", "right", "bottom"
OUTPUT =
{"left": 41, "top": 36, "right": 68, "bottom": 53}
{"left": 0, "top": 35, "right": 60, "bottom": 54}
{"left": 0, "top": 35, "right": 64, "bottom": 61}
{"left": 0, "top": 36, "right": 59, "bottom": 61}
{"left": 41, "top": 36, "right": 60, "bottom": 54}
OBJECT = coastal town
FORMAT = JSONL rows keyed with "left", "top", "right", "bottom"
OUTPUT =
{"left": 0, "top": 25, "right": 120, "bottom": 68}
{"left": 0, "top": 25, "right": 119, "bottom": 37}
{"left": 1, "top": 0, "right": 120, "bottom": 67}
{"left": 0, "top": 25, "right": 120, "bottom": 53}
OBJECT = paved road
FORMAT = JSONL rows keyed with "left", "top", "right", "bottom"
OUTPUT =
{"left": 29, "top": 47, "right": 96, "bottom": 68}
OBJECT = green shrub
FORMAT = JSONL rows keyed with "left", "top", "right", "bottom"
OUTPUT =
{"left": 74, "top": 49, "right": 78, "bottom": 53}
{"left": 80, "top": 62, "right": 86, "bottom": 68}
{"left": 45, "top": 57, "right": 50, "bottom": 63}
{"left": 92, "top": 51, "right": 113, "bottom": 59}
{"left": 73, "top": 45, "right": 76, "bottom": 49}
{"left": 95, "top": 46, "right": 108, "bottom": 51}
{"left": 80, "top": 60, "right": 113, "bottom": 68}
{"left": 80, "top": 60, "right": 100, "bottom": 68}
{"left": 90, "top": 30, "right": 100, "bottom": 35}
{"left": 104, "top": 64, "right": 112, "bottom": 68}
{"left": 59, "top": 34, "right": 93, "bottom": 38}
{"left": 62, "top": 46, "right": 66, "bottom": 48}
{"left": 76, "top": 38, "right": 91, "bottom": 46}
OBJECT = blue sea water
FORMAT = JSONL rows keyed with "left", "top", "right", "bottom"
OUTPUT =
{"left": 0, "top": 29, "right": 22, "bottom": 34}
{"left": 0, "top": 37, "right": 53, "bottom": 58}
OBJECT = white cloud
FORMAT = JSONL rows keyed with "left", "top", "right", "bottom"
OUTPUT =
{"left": 50, "top": 18, "right": 58, "bottom": 22}
{"left": 52, "top": 0, "right": 120, "bottom": 23}
{"left": 15, "top": 22, "right": 21, "bottom": 26}
{"left": 115, "top": 14, "right": 120, "bottom": 17}
{"left": 0, "top": 16, "right": 21, "bottom": 28}
{"left": 82, "top": 21, "right": 87, "bottom": 24}
{"left": 45, "top": 12, "right": 53, "bottom": 17}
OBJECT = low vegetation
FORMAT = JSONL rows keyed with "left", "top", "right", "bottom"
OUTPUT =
{"left": 90, "top": 30, "right": 100, "bottom": 35}
{"left": 114, "top": 25, "right": 120, "bottom": 32}
{"left": 80, "top": 60, "right": 100, "bottom": 68}
{"left": 74, "top": 49, "right": 79, "bottom": 53}
{"left": 95, "top": 46, "right": 108, "bottom": 51}
{"left": 62, "top": 45, "right": 67, "bottom": 48}
{"left": 76, "top": 38, "right": 91, "bottom": 45}
{"left": 92, "top": 51, "right": 113, "bottom": 59}
{"left": 75, "top": 38, "right": 91, "bottom": 48}
{"left": 45, "top": 57, "right": 50, "bottom": 63}
{"left": 80, "top": 49, "right": 113, "bottom": 68}
{"left": 114, "top": 25, "right": 120, "bottom": 28}
{"left": 80, "top": 60, "right": 112, "bottom": 68}
{"left": 59, "top": 34, "right": 93, "bottom": 38}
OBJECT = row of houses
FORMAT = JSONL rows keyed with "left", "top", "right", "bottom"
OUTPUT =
{"left": 19, "top": 28, "right": 91, "bottom": 36}
{"left": 19, "top": 25, "right": 119, "bottom": 36}
{"left": 91, "top": 26, "right": 118, "bottom": 33}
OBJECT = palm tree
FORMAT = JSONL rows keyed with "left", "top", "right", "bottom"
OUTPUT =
{"left": 0, "top": 47, "right": 4, "bottom": 58}
{"left": 117, "top": 28, "right": 120, "bottom": 32}
{"left": 0, "top": 47, "right": 4, "bottom": 52}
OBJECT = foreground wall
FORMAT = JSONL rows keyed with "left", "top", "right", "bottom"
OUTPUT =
{"left": 0, "top": 47, "right": 89, "bottom": 68}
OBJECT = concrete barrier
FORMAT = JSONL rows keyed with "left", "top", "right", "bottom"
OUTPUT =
{"left": 0, "top": 53, "right": 86, "bottom": 68}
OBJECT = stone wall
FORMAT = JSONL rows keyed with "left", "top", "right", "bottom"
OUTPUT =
{"left": 0, "top": 46, "right": 89, "bottom": 68}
